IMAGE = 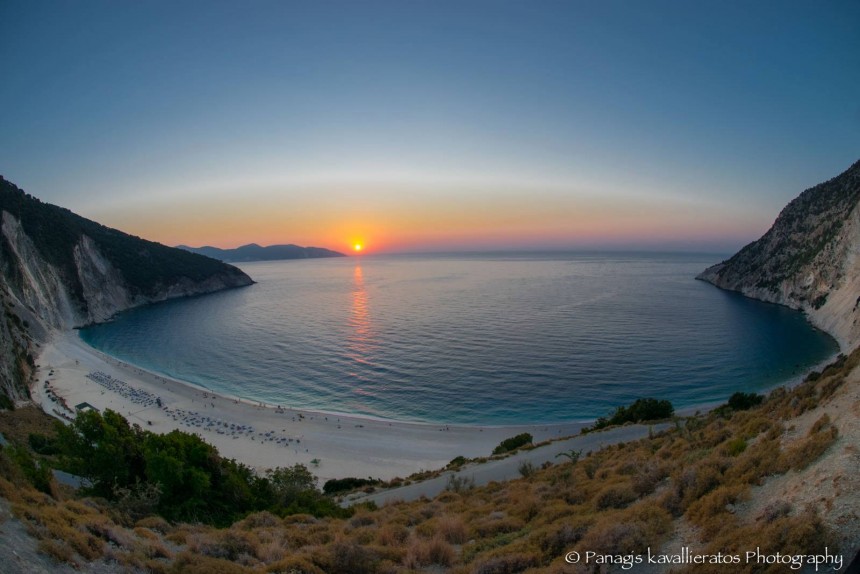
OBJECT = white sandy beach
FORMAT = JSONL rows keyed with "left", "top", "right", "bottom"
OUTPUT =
{"left": 31, "top": 330, "right": 588, "bottom": 483}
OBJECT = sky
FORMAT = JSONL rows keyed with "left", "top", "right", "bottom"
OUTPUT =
{"left": 1, "top": 1, "right": 859, "bottom": 254}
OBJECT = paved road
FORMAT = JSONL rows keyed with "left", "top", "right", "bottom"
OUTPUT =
{"left": 344, "top": 422, "right": 670, "bottom": 507}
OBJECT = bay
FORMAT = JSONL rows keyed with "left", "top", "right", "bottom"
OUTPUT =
{"left": 79, "top": 252, "right": 838, "bottom": 424}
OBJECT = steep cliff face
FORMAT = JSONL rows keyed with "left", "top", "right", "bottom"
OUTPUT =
{"left": 698, "top": 159, "right": 860, "bottom": 349}
{"left": 0, "top": 177, "right": 254, "bottom": 405}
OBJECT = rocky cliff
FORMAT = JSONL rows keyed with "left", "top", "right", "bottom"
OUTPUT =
{"left": 0, "top": 177, "right": 254, "bottom": 405}
{"left": 698, "top": 159, "right": 860, "bottom": 349}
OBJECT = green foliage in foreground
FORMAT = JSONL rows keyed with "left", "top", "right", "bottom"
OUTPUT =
{"left": 586, "top": 398, "right": 674, "bottom": 432}
{"left": 492, "top": 432, "right": 533, "bottom": 455}
{"left": 54, "top": 409, "right": 348, "bottom": 526}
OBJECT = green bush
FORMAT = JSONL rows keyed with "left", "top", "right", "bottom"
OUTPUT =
{"left": 492, "top": 433, "right": 533, "bottom": 455}
{"left": 323, "top": 477, "right": 381, "bottom": 495}
{"left": 727, "top": 392, "right": 763, "bottom": 411}
{"left": 28, "top": 433, "right": 60, "bottom": 455}
{"left": 54, "top": 408, "right": 348, "bottom": 526}
{"left": 587, "top": 398, "right": 674, "bottom": 431}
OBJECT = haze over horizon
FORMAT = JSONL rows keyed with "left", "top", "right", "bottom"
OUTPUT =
{"left": 1, "top": 1, "right": 859, "bottom": 254}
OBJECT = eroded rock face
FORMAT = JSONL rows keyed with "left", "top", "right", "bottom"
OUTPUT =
{"left": 73, "top": 234, "right": 135, "bottom": 325}
{"left": 699, "top": 159, "right": 860, "bottom": 349}
{"left": 2, "top": 211, "right": 81, "bottom": 329}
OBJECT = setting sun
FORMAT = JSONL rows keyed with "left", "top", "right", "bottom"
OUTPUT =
{"left": 353, "top": 243, "right": 363, "bottom": 252}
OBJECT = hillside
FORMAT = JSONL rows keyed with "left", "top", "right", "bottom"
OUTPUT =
{"left": 0, "top": 177, "right": 253, "bottom": 404}
{"left": 698, "top": 159, "right": 860, "bottom": 349}
{"left": 178, "top": 243, "right": 344, "bottom": 262}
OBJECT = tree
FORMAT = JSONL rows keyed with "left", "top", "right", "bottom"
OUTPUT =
{"left": 55, "top": 409, "right": 145, "bottom": 496}
{"left": 266, "top": 464, "right": 317, "bottom": 505}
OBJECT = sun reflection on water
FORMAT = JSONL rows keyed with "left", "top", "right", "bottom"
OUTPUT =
{"left": 347, "top": 264, "right": 376, "bottom": 377}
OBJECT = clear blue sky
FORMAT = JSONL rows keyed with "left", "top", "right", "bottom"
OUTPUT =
{"left": 1, "top": 0, "right": 858, "bottom": 253}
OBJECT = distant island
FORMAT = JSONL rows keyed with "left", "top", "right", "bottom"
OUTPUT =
{"left": 177, "top": 243, "right": 345, "bottom": 263}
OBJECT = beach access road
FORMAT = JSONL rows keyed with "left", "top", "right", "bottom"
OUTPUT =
{"left": 343, "top": 422, "right": 670, "bottom": 507}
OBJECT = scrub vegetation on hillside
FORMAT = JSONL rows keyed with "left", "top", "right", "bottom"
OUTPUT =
{"left": 0, "top": 349, "right": 854, "bottom": 573}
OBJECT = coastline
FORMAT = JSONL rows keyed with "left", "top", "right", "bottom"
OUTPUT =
{"left": 32, "top": 329, "right": 587, "bottom": 482}
{"left": 33, "top": 324, "right": 842, "bottom": 483}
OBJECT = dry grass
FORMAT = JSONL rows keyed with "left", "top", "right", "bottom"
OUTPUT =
{"left": 0, "top": 405, "right": 59, "bottom": 445}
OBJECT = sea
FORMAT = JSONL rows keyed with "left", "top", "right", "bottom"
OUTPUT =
{"left": 79, "top": 252, "right": 838, "bottom": 425}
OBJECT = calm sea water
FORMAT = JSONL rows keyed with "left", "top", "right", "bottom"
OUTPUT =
{"left": 80, "top": 253, "right": 838, "bottom": 425}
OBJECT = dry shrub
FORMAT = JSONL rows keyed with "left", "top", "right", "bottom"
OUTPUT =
{"left": 781, "top": 414, "right": 838, "bottom": 471}
{"left": 324, "top": 537, "right": 379, "bottom": 574}
{"left": 436, "top": 514, "right": 469, "bottom": 544}
{"left": 535, "top": 517, "right": 592, "bottom": 558}
{"left": 166, "top": 523, "right": 212, "bottom": 545}
{"left": 134, "top": 526, "right": 159, "bottom": 540}
{"left": 137, "top": 536, "right": 173, "bottom": 560}
{"left": 403, "top": 535, "right": 456, "bottom": 568}
{"left": 375, "top": 523, "right": 410, "bottom": 546}
{"left": 579, "top": 501, "right": 672, "bottom": 556}
{"left": 300, "top": 522, "right": 335, "bottom": 547}
{"left": 236, "top": 510, "right": 281, "bottom": 530}
{"left": 733, "top": 412, "right": 777, "bottom": 438}
{"left": 698, "top": 420, "right": 732, "bottom": 447}
{"left": 0, "top": 475, "right": 25, "bottom": 502}
{"left": 253, "top": 533, "right": 291, "bottom": 563}
{"left": 817, "top": 374, "right": 845, "bottom": 401}
{"left": 720, "top": 437, "right": 747, "bottom": 457}
{"left": 680, "top": 511, "right": 836, "bottom": 574}
{"left": 558, "top": 483, "right": 588, "bottom": 505}
{"left": 282, "top": 513, "right": 318, "bottom": 525}
{"left": 472, "top": 551, "right": 540, "bottom": 574}
{"left": 631, "top": 460, "right": 666, "bottom": 497}
{"left": 534, "top": 500, "right": 579, "bottom": 524}
{"left": 594, "top": 483, "right": 637, "bottom": 510}
{"left": 37, "top": 538, "right": 76, "bottom": 565}
{"left": 473, "top": 513, "right": 525, "bottom": 538}
{"left": 169, "top": 551, "right": 253, "bottom": 573}
{"left": 722, "top": 436, "right": 786, "bottom": 485}
{"left": 512, "top": 493, "right": 541, "bottom": 522}
{"left": 355, "top": 526, "right": 382, "bottom": 546}
{"left": 685, "top": 484, "right": 747, "bottom": 538}
{"left": 265, "top": 555, "right": 325, "bottom": 574}
{"left": 669, "top": 456, "right": 730, "bottom": 513}
{"left": 85, "top": 515, "right": 135, "bottom": 548}
{"left": 656, "top": 435, "right": 691, "bottom": 461}
{"left": 136, "top": 515, "right": 171, "bottom": 533}
{"left": 420, "top": 501, "right": 443, "bottom": 519}
{"left": 809, "top": 412, "right": 833, "bottom": 434}
{"left": 20, "top": 502, "right": 106, "bottom": 562}
{"left": 349, "top": 511, "right": 376, "bottom": 528}
{"left": 143, "top": 558, "right": 171, "bottom": 574}
{"left": 188, "top": 528, "right": 256, "bottom": 562}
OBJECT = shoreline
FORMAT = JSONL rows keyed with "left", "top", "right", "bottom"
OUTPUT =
{"left": 33, "top": 330, "right": 588, "bottom": 482}
{"left": 32, "top": 327, "right": 842, "bottom": 484}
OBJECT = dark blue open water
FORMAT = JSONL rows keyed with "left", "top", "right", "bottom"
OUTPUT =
{"left": 79, "top": 252, "right": 837, "bottom": 424}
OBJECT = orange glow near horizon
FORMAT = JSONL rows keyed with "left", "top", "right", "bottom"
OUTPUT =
{"left": 82, "top": 182, "right": 768, "bottom": 254}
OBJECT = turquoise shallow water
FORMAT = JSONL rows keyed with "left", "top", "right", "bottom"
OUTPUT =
{"left": 79, "top": 252, "right": 838, "bottom": 425}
